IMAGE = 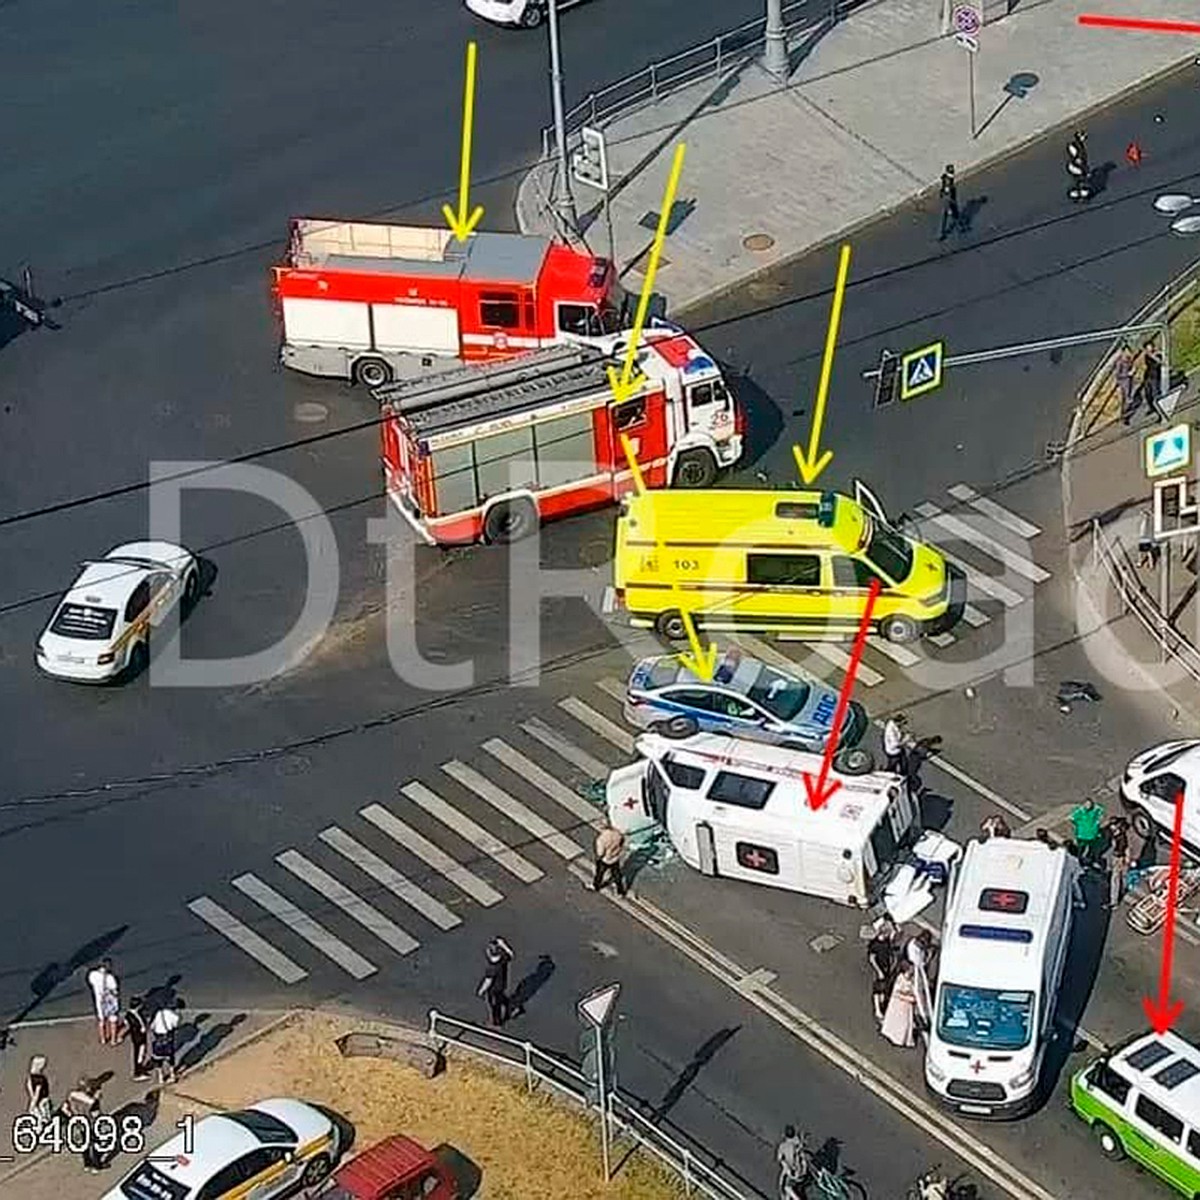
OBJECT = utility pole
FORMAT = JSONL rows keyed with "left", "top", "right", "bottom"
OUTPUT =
{"left": 547, "top": 0, "right": 578, "bottom": 236}
{"left": 764, "top": 0, "right": 789, "bottom": 80}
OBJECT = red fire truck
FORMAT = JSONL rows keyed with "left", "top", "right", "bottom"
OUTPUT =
{"left": 272, "top": 219, "right": 628, "bottom": 387}
{"left": 377, "top": 331, "right": 744, "bottom": 545}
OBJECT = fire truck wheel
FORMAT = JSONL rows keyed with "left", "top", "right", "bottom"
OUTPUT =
{"left": 833, "top": 746, "right": 875, "bottom": 776}
{"left": 521, "top": 3, "right": 544, "bottom": 26}
{"left": 353, "top": 357, "right": 392, "bottom": 388}
{"left": 654, "top": 610, "right": 688, "bottom": 642}
{"left": 880, "top": 613, "right": 919, "bottom": 644}
{"left": 673, "top": 449, "right": 717, "bottom": 489}
{"left": 483, "top": 499, "right": 538, "bottom": 544}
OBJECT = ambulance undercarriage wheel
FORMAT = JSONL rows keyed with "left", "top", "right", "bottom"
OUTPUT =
{"left": 654, "top": 715, "right": 698, "bottom": 739}
{"left": 834, "top": 746, "right": 874, "bottom": 775}
{"left": 521, "top": 2, "right": 545, "bottom": 26}
{"left": 483, "top": 498, "right": 538, "bottom": 544}
{"left": 1131, "top": 808, "right": 1154, "bottom": 840}
{"left": 673, "top": 448, "right": 717, "bottom": 489}
{"left": 879, "top": 613, "right": 919, "bottom": 644}
{"left": 353, "top": 357, "right": 392, "bottom": 388}
{"left": 654, "top": 609, "right": 688, "bottom": 641}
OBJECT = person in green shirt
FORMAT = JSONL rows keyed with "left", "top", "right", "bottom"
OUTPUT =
{"left": 1071, "top": 798, "right": 1105, "bottom": 868}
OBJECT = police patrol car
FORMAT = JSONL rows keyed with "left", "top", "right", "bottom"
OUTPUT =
{"left": 104, "top": 1098, "right": 340, "bottom": 1200}
{"left": 35, "top": 541, "right": 200, "bottom": 683}
{"left": 623, "top": 650, "right": 868, "bottom": 756}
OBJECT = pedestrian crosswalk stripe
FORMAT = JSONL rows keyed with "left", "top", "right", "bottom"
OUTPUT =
{"left": 928, "top": 632, "right": 957, "bottom": 648}
{"left": 803, "top": 641, "right": 884, "bottom": 687}
{"left": 398, "top": 784, "right": 543, "bottom": 884}
{"left": 962, "top": 603, "right": 989, "bottom": 628}
{"left": 558, "top": 696, "right": 636, "bottom": 753}
{"left": 929, "top": 543, "right": 1026, "bottom": 607}
{"left": 948, "top": 484, "right": 1042, "bottom": 540}
{"left": 277, "top": 849, "right": 420, "bottom": 956}
{"left": 232, "top": 872, "right": 376, "bottom": 979}
{"left": 865, "top": 636, "right": 921, "bottom": 667}
{"left": 915, "top": 502, "right": 1049, "bottom": 583}
{"left": 594, "top": 676, "right": 626, "bottom": 703}
{"left": 483, "top": 738, "right": 604, "bottom": 828}
{"left": 732, "top": 633, "right": 811, "bottom": 674}
{"left": 521, "top": 717, "right": 611, "bottom": 780}
{"left": 361, "top": 801, "right": 506, "bottom": 903}
{"left": 319, "top": 827, "right": 462, "bottom": 930}
{"left": 442, "top": 760, "right": 584, "bottom": 861}
{"left": 188, "top": 896, "right": 308, "bottom": 984}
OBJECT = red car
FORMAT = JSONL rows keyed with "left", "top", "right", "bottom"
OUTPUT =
{"left": 317, "top": 1135, "right": 459, "bottom": 1200}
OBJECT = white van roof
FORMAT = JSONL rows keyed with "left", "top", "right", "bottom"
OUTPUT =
{"left": 1112, "top": 1032, "right": 1200, "bottom": 1114}
{"left": 939, "top": 838, "right": 1070, "bottom": 986}
{"left": 637, "top": 731, "right": 903, "bottom": 850}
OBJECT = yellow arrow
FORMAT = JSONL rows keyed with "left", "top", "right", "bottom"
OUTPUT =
{"left": 606, "top": 142, "right": 687, "bottom": 405}
{"left": 619, "top": 433, "right": 646, "bottom": 495}
{"left": 442, "top": 42, "right": 485, "bottom": 243}
{"left": 792, "top": 243, "right": 852, "bottom": 486}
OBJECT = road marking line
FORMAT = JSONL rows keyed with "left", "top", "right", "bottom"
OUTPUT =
{"left": 442, "top": 761, "right": 584, "bottom": 861}
{"left": 805, "top": 641, "right": 884, "bottom": 686}
{"left": 231, "top": 873, "right": 376, "bottom": 979}
{"left": 595, "top": 676, "right": 626, "bottom": 703}
{"left": 320, "top": 827, "right": 461, "bottom": 930}
{"left": 187, "top": 896, "right": 308, "bottom": 984}
{"left": 939, "top": 546, "right": 1027, "bottom": 608}
{"left": 398, "top": 783, "right": 543, "bottom": 884}
{"left": 926, "top": 754, "right": 1033, "bottom": 823}
{"left": 1014, "top": 802, "right": 1075, "bottom": 837}
{"left": 559, "top": 696, "right": 636, "bottom": 753}
{"left": 362, "top": 800, "right": 506, "bottom": 903}
{"left": 277, "top": 849, "right": 419, "bottom": 956}
{"left": 483, "top": 738, "right": 603, "bottom": 828}
{"left": 962, "top": 603, "right": 990, "bottom": 627}
{"left": 948, "top": 483, "right": 1042, "bottom": 540}
{"left": 735, "top": 633, "right": 818, "bottom": 673}
{"left": 736, "top": 967, "right": 778, "bottom": 991}
{"left": 613, "top": 889, "right": 1058, "bottom": 1200}
{"left": 915, "top": 502, "right": 1049, "bottom": 583}
{"left": 866, "top": 636, "right": 921, "bottom": 667}
{"left": 521, "top": 717, "right": 612, "bottom": 780}
{"left": 928, "top": 632, "right": 957, "bottom": 648}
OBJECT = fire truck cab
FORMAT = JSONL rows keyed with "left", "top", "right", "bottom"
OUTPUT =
{"left": 376, "top": 331, "right": 743, "bottom": 546}
{"left": 273, "top": 220, "right": 628, "bottom": 387}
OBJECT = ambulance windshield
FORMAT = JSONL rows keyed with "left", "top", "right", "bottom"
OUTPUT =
{"left": 865, "top": 522, "right": 914, "bottom": 583}
{"left": 936, "top": 984, "right": 1034, "bottom": 1050}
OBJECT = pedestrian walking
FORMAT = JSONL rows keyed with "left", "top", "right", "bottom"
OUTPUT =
{"left": 1116, "top": 345, "right": 1136, "bottom": 423}
{"left": 1071, "top": 798, "right": 1105, "bottom": 869}
{"left": 1067, "top": 130, "right": 1092, "bottom": 201}
{"left": 938, "top": 165, "right": 961, "bottom": 240}
{"left": 883, "top": 713, "right": 911, "bottom": 777}
{"left": 1139, "top": 344, "right": 1166, "bottom": 420}
{"left": 124, "top": 995, "right": 150, "bottom": 1081}
{"left": 477, "top": 936, "right": 514, "bottom": 1028}
{"left": 63, "top": 1076, "right": 104, "bottom": 1173}
{"left": 905, "top": 930, "right": 935, "bottom": 1036}
{"left": 1106, "top": 816, "right": 1133, "bottom": 909}
{"left": 26, "top": 1055, "right": 52, "bottom": 1129}
{"left": 867, "top": 918, "right": 899, "bottom": 1024}
{"left": 980, "top": 814, "right": 1011, "bottom": 841}
{"left": 1138, "top": 509, "right": 1161, "bottom": 570}
{"left": 85, "top": 960, "right": 120, "bottom": 1046}
{"left": 149, "top": 998, "right": 184, "bottom": 1085}
{"left": 593, "top": 823, "right": 628, "bottom": 896}
{"left": 880, "top": 964, "right": 919, "bottom": 1048}
{"left": 776, "top": 1124, "right": 810, "bottom": 1199}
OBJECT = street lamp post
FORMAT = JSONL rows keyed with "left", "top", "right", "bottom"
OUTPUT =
{"left": 764, "top": 0, "right": 789, "bottom": 79}
{"left": 547, "top": 0, "right": 578, "bottom": 236}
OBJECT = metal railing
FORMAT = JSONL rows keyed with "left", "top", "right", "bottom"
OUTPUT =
{"left": 1091, "top": 519, "right": 1200, "bottom": 683}
{"left": 427, "top": 1009, "right": 753, "bottom": 1200}
{"left": 539, "top": 0, "right": 851, "bottom": 158}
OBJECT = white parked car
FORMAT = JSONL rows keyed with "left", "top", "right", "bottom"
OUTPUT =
{"left": 1120, "top": 740, "right": 1200, "bottom": 851}
{"left": 103, "top": 1098, "right": 341, "bottom": 1200}
{"left": 464, "top": 0, "right": 586, "bottom": 29}
{"left": 36, "top": 541, "right": 200, "bottom": 682}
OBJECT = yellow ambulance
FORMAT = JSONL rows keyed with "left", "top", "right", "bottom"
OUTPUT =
{"left": 612, "top": 488, "right": 963, "bottom": 643}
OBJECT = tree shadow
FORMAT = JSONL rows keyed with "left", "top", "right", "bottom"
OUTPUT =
{"left": 652, "top": 1026, "right": 739, "bottom": 1122}
{"left": 178, "top": 1011, "right": 247, "bottom": 1074}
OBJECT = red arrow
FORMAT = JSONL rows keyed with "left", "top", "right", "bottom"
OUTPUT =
{"left": 1078, "top": 14, "right": 1200, "bottom": 35}
{"left": 1142, "top": 791, "right": 1187, "bottom": 1035}
{"left": 803, "top": 578, "right": 882, "bottom": 811}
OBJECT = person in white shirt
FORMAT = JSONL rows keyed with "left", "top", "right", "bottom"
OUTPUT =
{"left": 85, "top": 960, "right": 120, "bottom": 1045}
{"left": 883, "top": 714, "right": 912, "bottom": 777}
{"left": 150, "top": 999, "right": 184, "bottom": 1084}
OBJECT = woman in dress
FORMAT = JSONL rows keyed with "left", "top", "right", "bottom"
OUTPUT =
{"left": 880, "top": 964, "right": 918, "bottom": 1048}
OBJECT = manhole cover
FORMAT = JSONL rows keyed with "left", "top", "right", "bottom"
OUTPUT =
{"left": 743, "top": 233, "right": 775, "bottom": 252}
{"left": 293, "top": 401, "right": 329, "bottom": 424}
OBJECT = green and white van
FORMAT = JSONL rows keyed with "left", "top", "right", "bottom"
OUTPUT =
{"left": 1071, "top": 1030, "right": 1200, "bottom": 1197}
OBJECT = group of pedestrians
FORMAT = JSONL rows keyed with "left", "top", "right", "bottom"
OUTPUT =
{"left": 866, "top": 920, "right": 937, "bottom": 1050}
{"left": 22, "top": 959, "right": 186, "bottom": 1175}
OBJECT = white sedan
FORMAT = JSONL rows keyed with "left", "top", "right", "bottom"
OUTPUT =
{"left": 36, "top": 541, "right": 200, "bottom": 682}
{"left": 464, "top": 0, "right": 586, "bottom": 29}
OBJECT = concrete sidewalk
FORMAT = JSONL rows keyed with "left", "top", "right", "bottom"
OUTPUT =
{"left": 517, "top": 0, "right": 1200, "bottom": 312}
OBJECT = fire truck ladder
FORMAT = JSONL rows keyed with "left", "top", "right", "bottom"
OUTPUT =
{"left": 373, "top": 343, "right": 615, "bottom": 417}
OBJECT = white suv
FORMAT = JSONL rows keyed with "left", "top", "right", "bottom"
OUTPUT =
{"left": 464, "top": 0, "right": 585, "bottom": 29}
{"left": 1120, "top": 740, "right": 1200, "bottom": 850}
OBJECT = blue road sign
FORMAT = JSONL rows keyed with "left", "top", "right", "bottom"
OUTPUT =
{"left": 900, "top": 341, "right": 945, "bottom": 401}
{"left": 1145, "top": 423, "right": 1192, "bottom": 479}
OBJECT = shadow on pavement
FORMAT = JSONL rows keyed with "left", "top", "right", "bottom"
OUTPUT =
{"left": 652, "top": 1025, "right": 739, "bottom": 1122}
{"left": 434, "top": 1143, "right": 482, "bottom": 1199}
{"left": 178, "top": 1011, "right": 248, "bottom": 1074}
{"left": 511, "top": 956, "right": 555, "bottom": 1012}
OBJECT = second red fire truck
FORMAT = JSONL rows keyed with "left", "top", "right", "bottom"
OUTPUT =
{"left": 377, "top": 331, "right": 744, "bottom": 545}
{"left": 272, "top": 219, "right": 629, "bottom": 387}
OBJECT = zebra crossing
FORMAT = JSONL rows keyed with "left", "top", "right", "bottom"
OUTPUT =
{"left": 188, "top": 484, "right": 1052, "bottom": 983}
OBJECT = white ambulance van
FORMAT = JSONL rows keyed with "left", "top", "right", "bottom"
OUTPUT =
{"left": 605, "top": 732, "right": 919, "bottom": 907}
{"left": 925, "top": 837, "right": 1075, "bottom": 1119}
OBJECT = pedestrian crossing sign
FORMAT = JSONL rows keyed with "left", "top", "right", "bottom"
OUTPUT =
{"left": 1145, "top": 423, "right": 1191, "bottom": 479}
{"left": 900, "top": 341, "right": 945, "bottom": 401}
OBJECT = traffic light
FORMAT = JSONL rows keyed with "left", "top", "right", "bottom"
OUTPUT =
{"left": 873, "top": 349, "right": 899, "bottom": 408}
{"left": 579, "top": 1026, "right": 617, "bottom": 1107}
{"left": 571, "top": 126, "right": 609, "bottom": 192}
